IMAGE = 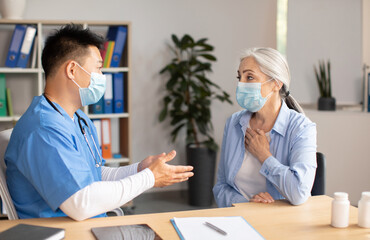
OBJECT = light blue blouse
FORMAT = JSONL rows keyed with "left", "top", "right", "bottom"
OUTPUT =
{"left": 213, "top": 101, "right": 317, "bottom": 207}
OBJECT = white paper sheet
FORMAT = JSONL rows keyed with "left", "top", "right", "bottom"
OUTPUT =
{"left": 172, "top": 216, "right": 264, "bottom": 240}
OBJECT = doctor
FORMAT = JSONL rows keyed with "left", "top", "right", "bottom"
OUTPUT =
{"left": 5, "top": 24, "right": 194, "bottom": 221}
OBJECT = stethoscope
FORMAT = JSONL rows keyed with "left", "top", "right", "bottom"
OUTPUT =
{"left": 43, "top": 94, "right": 103, "bottom": 168}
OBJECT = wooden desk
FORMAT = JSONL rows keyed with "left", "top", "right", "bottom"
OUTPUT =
{"left": 0, "top": 196, "right": 369, "bottom": 239}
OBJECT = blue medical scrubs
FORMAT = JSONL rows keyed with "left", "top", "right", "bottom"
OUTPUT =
{"left": 5, "top": 95, "right": 106, "bottom": 219}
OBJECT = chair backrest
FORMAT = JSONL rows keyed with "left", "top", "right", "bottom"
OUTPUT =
{"left": 0, "top": 128, "right": 18, "bottom": 220}
{"left": 311, "top": 152, "right": 326, "bottom": 196}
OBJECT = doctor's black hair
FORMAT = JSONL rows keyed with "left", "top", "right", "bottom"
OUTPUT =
{"left": 41, "top": 23, "right": 104, "bottom": 79}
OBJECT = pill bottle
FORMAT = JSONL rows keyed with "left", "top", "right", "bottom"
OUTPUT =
{"left": 331, "top": 192, "right": 349, "bottom": 228}
{"left": 358, "top": 191, "right": 370, "bottom": 228}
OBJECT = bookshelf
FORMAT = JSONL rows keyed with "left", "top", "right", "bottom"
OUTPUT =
{"left": 0, "top": 20, "right": 132, "bottom": 166}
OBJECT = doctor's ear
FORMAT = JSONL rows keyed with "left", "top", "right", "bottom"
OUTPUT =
{"left": 66, "top": 61, "right": 78, "bottom": 80}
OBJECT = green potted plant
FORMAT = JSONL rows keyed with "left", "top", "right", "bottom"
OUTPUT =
{"left": 159, "top": 34, "right": 232, "bottom": 206}
{"left": 314, "top": 60, "right": 336, "bottom": 111}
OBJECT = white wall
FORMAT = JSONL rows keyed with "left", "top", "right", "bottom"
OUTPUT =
{"left": 23, "top": 0, "right": 277, "bottom": 191}
{"left": 287, "top": 0, "right": 362, "bottom": 104}
{"left": 286, "top": 0, "right": 370, "bottom": 205}
{"left": 305, "top": 110, "right": 370, "bottom": 206}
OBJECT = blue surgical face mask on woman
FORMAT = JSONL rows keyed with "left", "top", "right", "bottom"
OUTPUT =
{"left": 236, "top": 78, "right": 275, "bottom": 112}
{"left": 71, "top": 63, "right": 107, "bottom": 106}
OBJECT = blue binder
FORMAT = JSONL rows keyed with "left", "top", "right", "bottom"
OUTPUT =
{"left": 5, "top": 25, "right": 27, "bottom": 68}
{"left": 113, "top": 73, "right": 124, "bottom": 113}
{"left": 106, "top": 26, "right": 127, "bottom": 67}
{"left": 104, "top": 73, "right": 113, "bottom": 114}
{"left": 89, "top": 98, "right": 104, "bottom": 114}
{"left": 16, "top": 25, "right": 37, "bottom": 68}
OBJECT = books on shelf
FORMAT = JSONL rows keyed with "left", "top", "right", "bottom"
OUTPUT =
{"left": 0, "top": 75, "right": 14, "bottom": 117}
{"left": 113, "top": 72, "right": 124, "bottom": 113}
{"left": 89, "top": 72, "right": 125, "bottom": 115}
{"left": 5, "top": 25, "right": 27, "bottom": 68}
{"left": 106, "top": 26, "right": 127, "bottom": 67}
{"left": 6, "top": 88, "right": 13, "bottom": 117}
{"left": 100, "top": 26, "right": 127, "bottom": 68}
{"left": 5, "top": 24, "right": 37, "bottom": 68}
{"left": 104, "top": 74, "right": 113, "bottom": 114}
{"left": 16, "top": 25, "right": 37, "bottom": 68}
{"left": 92, "top": 119, "right": 102, "bottom": 147}
{"left": 101, "top": 118, "right": 112, "bottom": 159}
{"left": 0, "top": 74, "right": 6, "bottom": 116}
{"left": 0, "top": 224, "right": 65, "bottom": 240}
{"left": 99, "top": 41, "right": 109, "bottom": 67}
{"left": 30, "top": 35, "right": 38, "bottom": 69}
{"left": 103, "top": 41, "right": 115, "bottom": 68}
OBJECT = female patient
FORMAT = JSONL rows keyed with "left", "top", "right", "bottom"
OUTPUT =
{"left": 213, "top": 47, "right": 317, "bottom": 207}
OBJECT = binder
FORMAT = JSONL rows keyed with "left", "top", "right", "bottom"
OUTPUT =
{"left": 101, "top": 118, "right": 112, "bottom": 159}
{"left": 89, "top": 97, "right": 104, "bottom": 114}
{"left": 113, "top": 72, "right": 124, "bottom": 113}
{"left": 0, "top": 74, "right": 7, "bottom": 116}
{"left": 103, "top": 41, "right": 115, "bottom": 68}
{"left": 106, "top": 26, "right": 127, "bottom": 67}
{"left": 30, "top": 35, "right": 38, "bottom": 68}
{"left": 92, "top": 119, "right": 102, "bottom": 147}
{"left": 6, "top": 88, "right": 13, "bottom": 116}
{"left": 16, "top": 25, "right": 37, "bottom": 68}
{"left": 99, "top": 41, "right": 109, "bottom": 64}
{"left": 103, "top": 73, "right": 113, "bottom": 114}
{"left": 5, "top": 25, "right": 27, "bottom": 68}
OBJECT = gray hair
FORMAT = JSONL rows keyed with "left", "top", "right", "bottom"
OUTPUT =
{"left": 240, "top": 47, "right": 304, "bottom": 114}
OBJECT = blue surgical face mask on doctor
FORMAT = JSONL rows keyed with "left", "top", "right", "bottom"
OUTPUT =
{"left": 236, "top": 78, "right": 275, "bottom": 112}
{"left": 71, "top": 63, "right": 107, "bottom": 106}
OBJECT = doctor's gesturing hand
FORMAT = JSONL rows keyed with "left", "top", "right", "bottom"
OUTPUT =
{"left": 142, "top": 150, "right": 194, "bottom": 187}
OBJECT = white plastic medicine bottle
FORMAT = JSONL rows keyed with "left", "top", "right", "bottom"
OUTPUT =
{"left": 358, "top": 191, "right": 370, "bottom": 228}
{"left": 331, "top": 192, "right": 350, "bottom": 228}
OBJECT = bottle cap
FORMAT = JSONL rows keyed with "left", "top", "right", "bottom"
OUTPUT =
{"left": 334, "top": 192, "right": 348, "bottom": 199}
{"left": 361, "top": 192, "right": 370, "bottom": 201}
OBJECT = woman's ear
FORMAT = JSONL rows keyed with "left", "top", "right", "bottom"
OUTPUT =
{"left": 274, "top": 80, "right": 283, "bottom": 91}
{"left": 66, "top": 61, "right": 78, "bottom": 80}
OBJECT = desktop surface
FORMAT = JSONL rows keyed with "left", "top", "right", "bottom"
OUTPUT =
{"left": 0, "top": 196, "right": 367, "bottom": 239}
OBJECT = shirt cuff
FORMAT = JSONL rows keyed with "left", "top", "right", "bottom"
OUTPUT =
{"left": 260, "top": 156, "right": 281, "bottom": 177}
{"left": 141, "top": 168, "right": 155, "bottom": 188}
{"left": 130, "top": 162, "right": 140, "bottom": 175}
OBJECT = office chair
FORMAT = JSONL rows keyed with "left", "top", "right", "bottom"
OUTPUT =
{"left": 0, "top": 128, "right": 18, "bottom": 220}
{"left": 311, "top": 152, "right": 326, "bottom": 196}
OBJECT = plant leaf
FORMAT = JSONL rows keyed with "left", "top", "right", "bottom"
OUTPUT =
{"left": 159, "top": 106, "right": 167, "bottom": 122}
{"left": 314, "top": 65, "right": 324, "bottom": 97}
{"left": 171, "top": 34, "right": 180, "bottom": 48}
{"left": 327, "top": 60, "right": 332, "bottom": 97}
{"left": 171, "top": 123, "right": 185, "bottom": 142}
{"left": 199, "top": 54, "right": 217, "bottom": 61}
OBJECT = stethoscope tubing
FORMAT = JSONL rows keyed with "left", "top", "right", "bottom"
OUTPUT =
{"left": 43, "top": 94, "right": 103, "bottom": 167}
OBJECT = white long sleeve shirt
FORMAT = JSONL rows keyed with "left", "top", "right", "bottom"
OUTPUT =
{"left": 60, "top": 163, "right": 155, "bottom": 221}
